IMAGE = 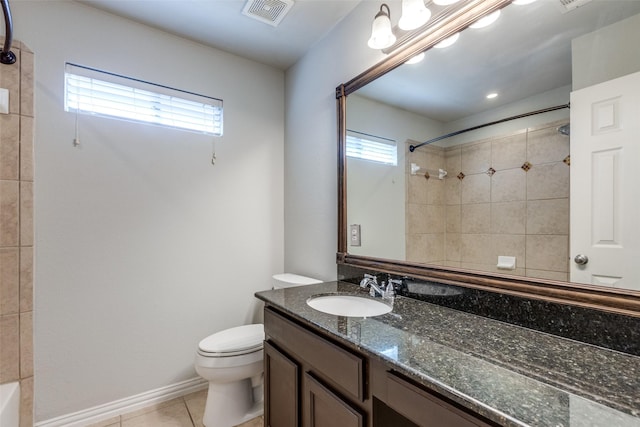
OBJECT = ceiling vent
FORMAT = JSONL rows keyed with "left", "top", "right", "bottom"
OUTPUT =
{"left": 555, "top": 0, "right": 593, "bottom": 13}
{"left": 242, "top": 0, "right": 294, "bottom": 27}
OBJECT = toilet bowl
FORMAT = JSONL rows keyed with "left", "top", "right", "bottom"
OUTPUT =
{"left": 195, "top": 273, "right": 321, "bottom": 427}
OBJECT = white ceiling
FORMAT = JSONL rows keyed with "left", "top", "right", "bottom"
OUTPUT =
{"left": 79, "top": 0, "right": 362, "bottom": 70}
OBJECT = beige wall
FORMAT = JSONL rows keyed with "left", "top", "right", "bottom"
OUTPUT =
{"left": 406, "top": 120, "right": 570, "bottom": 281}
{"left": 0, "top": 40, "right": 34, "bottom": 427}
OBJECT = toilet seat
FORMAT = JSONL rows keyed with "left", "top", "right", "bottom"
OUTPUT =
{"left": 198, "top": 324, "right": 264, "bottom": 358}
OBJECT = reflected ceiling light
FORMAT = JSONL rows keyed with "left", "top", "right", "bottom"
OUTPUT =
{"left": 399, "top": 0, "right": 432, "bottom": 30}
{"left": 405, "top": 52, "right": 425, "bottom": 64}
{"left": 433, "top": 0, "right": 461, "bottom": 5}
{"left": 470, "top": 10, "right": 501, "bottom": 28}
{"left": 434, "top": 32, "right": 459, "bottom": 48}
{"left": 512, "top": 0, "right": 537, "bottom": 4}
{"left": 368, "top": 4, "right": 396, "bottom": 49}
{"left": 486, "top": 92, "right": 498, "bottom": 99}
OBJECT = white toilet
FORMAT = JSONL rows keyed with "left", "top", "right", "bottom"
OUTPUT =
{"left": 195, "top": 273, "right": 321, "bottom": 427}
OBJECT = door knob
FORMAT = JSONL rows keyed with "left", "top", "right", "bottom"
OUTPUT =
{"left": 574, "top": 254, "right": 589, "bottom": 265}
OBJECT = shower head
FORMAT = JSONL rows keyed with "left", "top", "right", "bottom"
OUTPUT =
{"left": 557, "top": 123, "right": 570, "bottom": 136}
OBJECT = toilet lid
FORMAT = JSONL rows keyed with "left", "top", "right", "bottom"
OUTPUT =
{"left": 198, "top": 324, "right": 264, "bottom": 355}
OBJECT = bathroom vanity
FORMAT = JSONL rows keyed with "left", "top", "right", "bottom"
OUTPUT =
{"left": 255, "top": 282, "right": 640, "bottom": 427}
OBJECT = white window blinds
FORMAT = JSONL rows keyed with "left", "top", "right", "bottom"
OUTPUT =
{"left": 64, "top": 63, "right": 223, "bottom": 136}
{"left": 346, "top": 130, "right": 397, "bottom": 165}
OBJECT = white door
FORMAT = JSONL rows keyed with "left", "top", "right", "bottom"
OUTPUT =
{"left": 570, "top": 71, "right": 640, "bottom": 290}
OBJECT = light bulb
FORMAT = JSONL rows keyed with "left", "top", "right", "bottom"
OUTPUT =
{"left": 368, "top": 4, "right": 396, "bottom": 49}
{"left": 399, "top": 0, "right": 431, "bottom": 31}
{"left": 405, "top": 52, "right": 425, "bottom": 64}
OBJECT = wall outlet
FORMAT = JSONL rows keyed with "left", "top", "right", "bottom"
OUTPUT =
{"left": 349, "top": 224, "right": 361, "bottom": 246}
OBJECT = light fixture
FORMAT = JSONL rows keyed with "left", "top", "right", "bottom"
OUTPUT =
{"left": 368, "top": 4, "right": 396, "bottom": 49}
{"left": 434, "top": 32, "right": 459, "bottom": 48}
{"left": 432, "top": 0, "right": 461, "bottom": 5}
{"left": 405, "top": 52, "right": 425, "bottom": 64}
{"left": 486, "top": 92, "right": 498, "bottom": 99}
{"left": 470, "top": 10, "right": 501, "bottom": 28}
{"left": 399, "top": 0, "right": 431, "bottom": 31}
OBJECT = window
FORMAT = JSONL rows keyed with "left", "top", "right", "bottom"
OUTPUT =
{"left": 64, "top": 63, "right": 223, "bottom": 136}
{"left": 346, "top": 130, "right": 397, "bottom": 165}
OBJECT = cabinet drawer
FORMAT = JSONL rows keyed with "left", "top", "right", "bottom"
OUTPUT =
{"left": 265, "top": 308, "right": 365, "bottom": 401}
{"left": 386, "top": 372, "right": 495, "bottom": 427}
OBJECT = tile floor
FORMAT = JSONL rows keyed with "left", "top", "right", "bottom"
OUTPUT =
{"left": 87, "top": 390, "right": 263, "bottom": 427}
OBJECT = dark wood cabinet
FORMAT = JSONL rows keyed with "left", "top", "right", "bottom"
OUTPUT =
{"left": 304, "top": 373, "right": 364, "bottom": 427}
{"left": 264, "top": 341, "right": 299, "bottom": 427}
{"left": 264, "top": 306, "right": 499, "bottom": 427}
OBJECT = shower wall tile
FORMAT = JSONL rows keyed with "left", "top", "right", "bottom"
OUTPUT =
{"left": 423, "top": 233, "right": 444, "bottom": 263}
{"left": 423, "top": 148, "right": 444, "bottom": 171}
{"left": 424, "top": 205, "right": 444, "bottom": 233}
{"left": 0, "top": 180, "right": 19, "bottom": 246}
{"left": 0, "top": 314, "right": 19, "bottom": 382}
{"left": 20, "top": 247, "right": 33, "bottom": 312}
{"left": 406, "top": 234, "right": 428, "bottom": 264}
{"left": 527, "top": 162, "right": 570, "bottom": 200}
{"left": 445, "top": 204, "right": 461, "bottom": 233}
{"left": 492, "top": 234, "right": 526, "bottom": 268}
{"left": 461, "top": 141, "right": 491, "bottom": 174}
{"left": 0, "top": 248, "right": 19, "bottom": 315}
{"left": 491, "top": 201, "right": 526, "bottom": 235}
{"left": 408, "top": 175, "right": 428, "bottom": 205}
{"left": 0, "top": 114, "right": 19, "bottom": 180}
{"left": 21, "top": 50, "right": 35, "bottom": 118}
{"left": 527, "top": 199, "right": 569, "bottom": 235}
{"left": 426, "top": 179, "right": 444, "bottom": 205}
{"left": 492, "top": 132, "right": 526, "bottom": 171}
{"left": 445, "top": 177, "right": 461, "bottom": 205}
{"left": 491, "top": 168, "right": 525, "bottom": 202}
{"left": 20, "top": 311, "right": 33, "bottom": 378}
{"left": 407, "top": 204, "right": 428, "bottom": 234}
{"left": 20, "top": 116, "right": 34, "bottom": 181}
{"left": 20, "top": 182, "right": 34, "bottom": 246}
{"left": 461, "top": 203, "right": 491, "bottom": 234}
{"left": 19, "top": 376, "right": 33, "bottom": 427}
{"left": 526, "top": 235, "right": 569, "bottom": 272}
{"left": 461, "top": 234, "right": 493, "bottom": 265}
{"left": 445, "top": 233, "right": 461, "bottom": 262}
{"left": 461, "top": 173, "right": 491, "bottom": 204}
{"left": 527, "top": 126, "right": 569, "bottom": 165}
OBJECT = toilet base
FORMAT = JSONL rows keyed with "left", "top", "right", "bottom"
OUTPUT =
{"left": 202, "top": 379, "right": 264, "bottom": 427}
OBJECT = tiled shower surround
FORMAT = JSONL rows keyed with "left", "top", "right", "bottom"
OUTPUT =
{"left": 406, "top": 120, "right": 570, "bottom": 281}
{"left": 0, "top": 40, "right": 34, "bottom": 427}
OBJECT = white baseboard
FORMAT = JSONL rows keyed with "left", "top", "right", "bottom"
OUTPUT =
{"left": 34, "top": 377, "right": 207, "bottom": 427}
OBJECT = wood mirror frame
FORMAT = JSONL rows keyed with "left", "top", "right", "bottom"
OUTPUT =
{"left": 336, "top": 0, "right": 640, "bottom": 317}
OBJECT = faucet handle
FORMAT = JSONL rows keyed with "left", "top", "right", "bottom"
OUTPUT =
{"left": 360, "top": 273, "right": 377, "bottom": 287}
{"left": 385, "top": 278, "right": 403, "bottom": 297}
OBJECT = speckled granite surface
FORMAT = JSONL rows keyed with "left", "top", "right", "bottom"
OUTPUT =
{"left": 255, "top": 281, "right": 640, "bottom": 427}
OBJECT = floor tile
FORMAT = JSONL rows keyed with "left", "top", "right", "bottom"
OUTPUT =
{"left": 236, "top": 416, "right": 264, "bottom": 427}
{"left": 86, "top": 415, "right": 121, "bottom": 427}
{"left": 184, "top": 390, "right": 206, "bottom": 427}
{"left": 121, "top": 401, "right": 193, "bottom": 427}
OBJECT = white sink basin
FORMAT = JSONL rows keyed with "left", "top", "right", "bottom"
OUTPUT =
{"left": 306, "top": 294, "right": 392, "bottom": 317}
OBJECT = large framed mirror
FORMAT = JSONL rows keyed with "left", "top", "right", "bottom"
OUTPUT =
{"left": 337, "top": 0, "right": 640, "bottom": 315}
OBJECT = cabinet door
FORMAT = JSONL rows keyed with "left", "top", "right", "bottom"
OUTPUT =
{"left": 304, "top": 373, "right": 364, "bottom": 427}
{"left": 264, "top": 341, "right": 299, "bottom": 427}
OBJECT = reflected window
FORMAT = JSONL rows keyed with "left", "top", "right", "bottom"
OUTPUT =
{"left": 346, "top": 130, "right": 397, "bottom": 165}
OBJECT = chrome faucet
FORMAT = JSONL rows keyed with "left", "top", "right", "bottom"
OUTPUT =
{"left": 360, "top": 274, "right": 386, "bottom": 298}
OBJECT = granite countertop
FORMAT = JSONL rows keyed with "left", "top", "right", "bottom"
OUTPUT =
{"left": 255, "top": 281, "right": 640, "bottom": 427}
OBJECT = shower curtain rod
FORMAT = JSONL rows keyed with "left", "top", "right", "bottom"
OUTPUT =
{"left": 0, "top": 0, "right": 15, "bottom": 65}
{"left": 409, "top": 103, "right": 570, "bottom": 152}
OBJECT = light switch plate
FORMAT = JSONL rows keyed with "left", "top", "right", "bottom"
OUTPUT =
{"left": 0, "top": 88, "right": 8, "bottom": 114}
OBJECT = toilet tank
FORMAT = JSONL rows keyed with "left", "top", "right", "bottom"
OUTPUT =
{"left": 272, "top": 273, "right": 322, "bottom": 289}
